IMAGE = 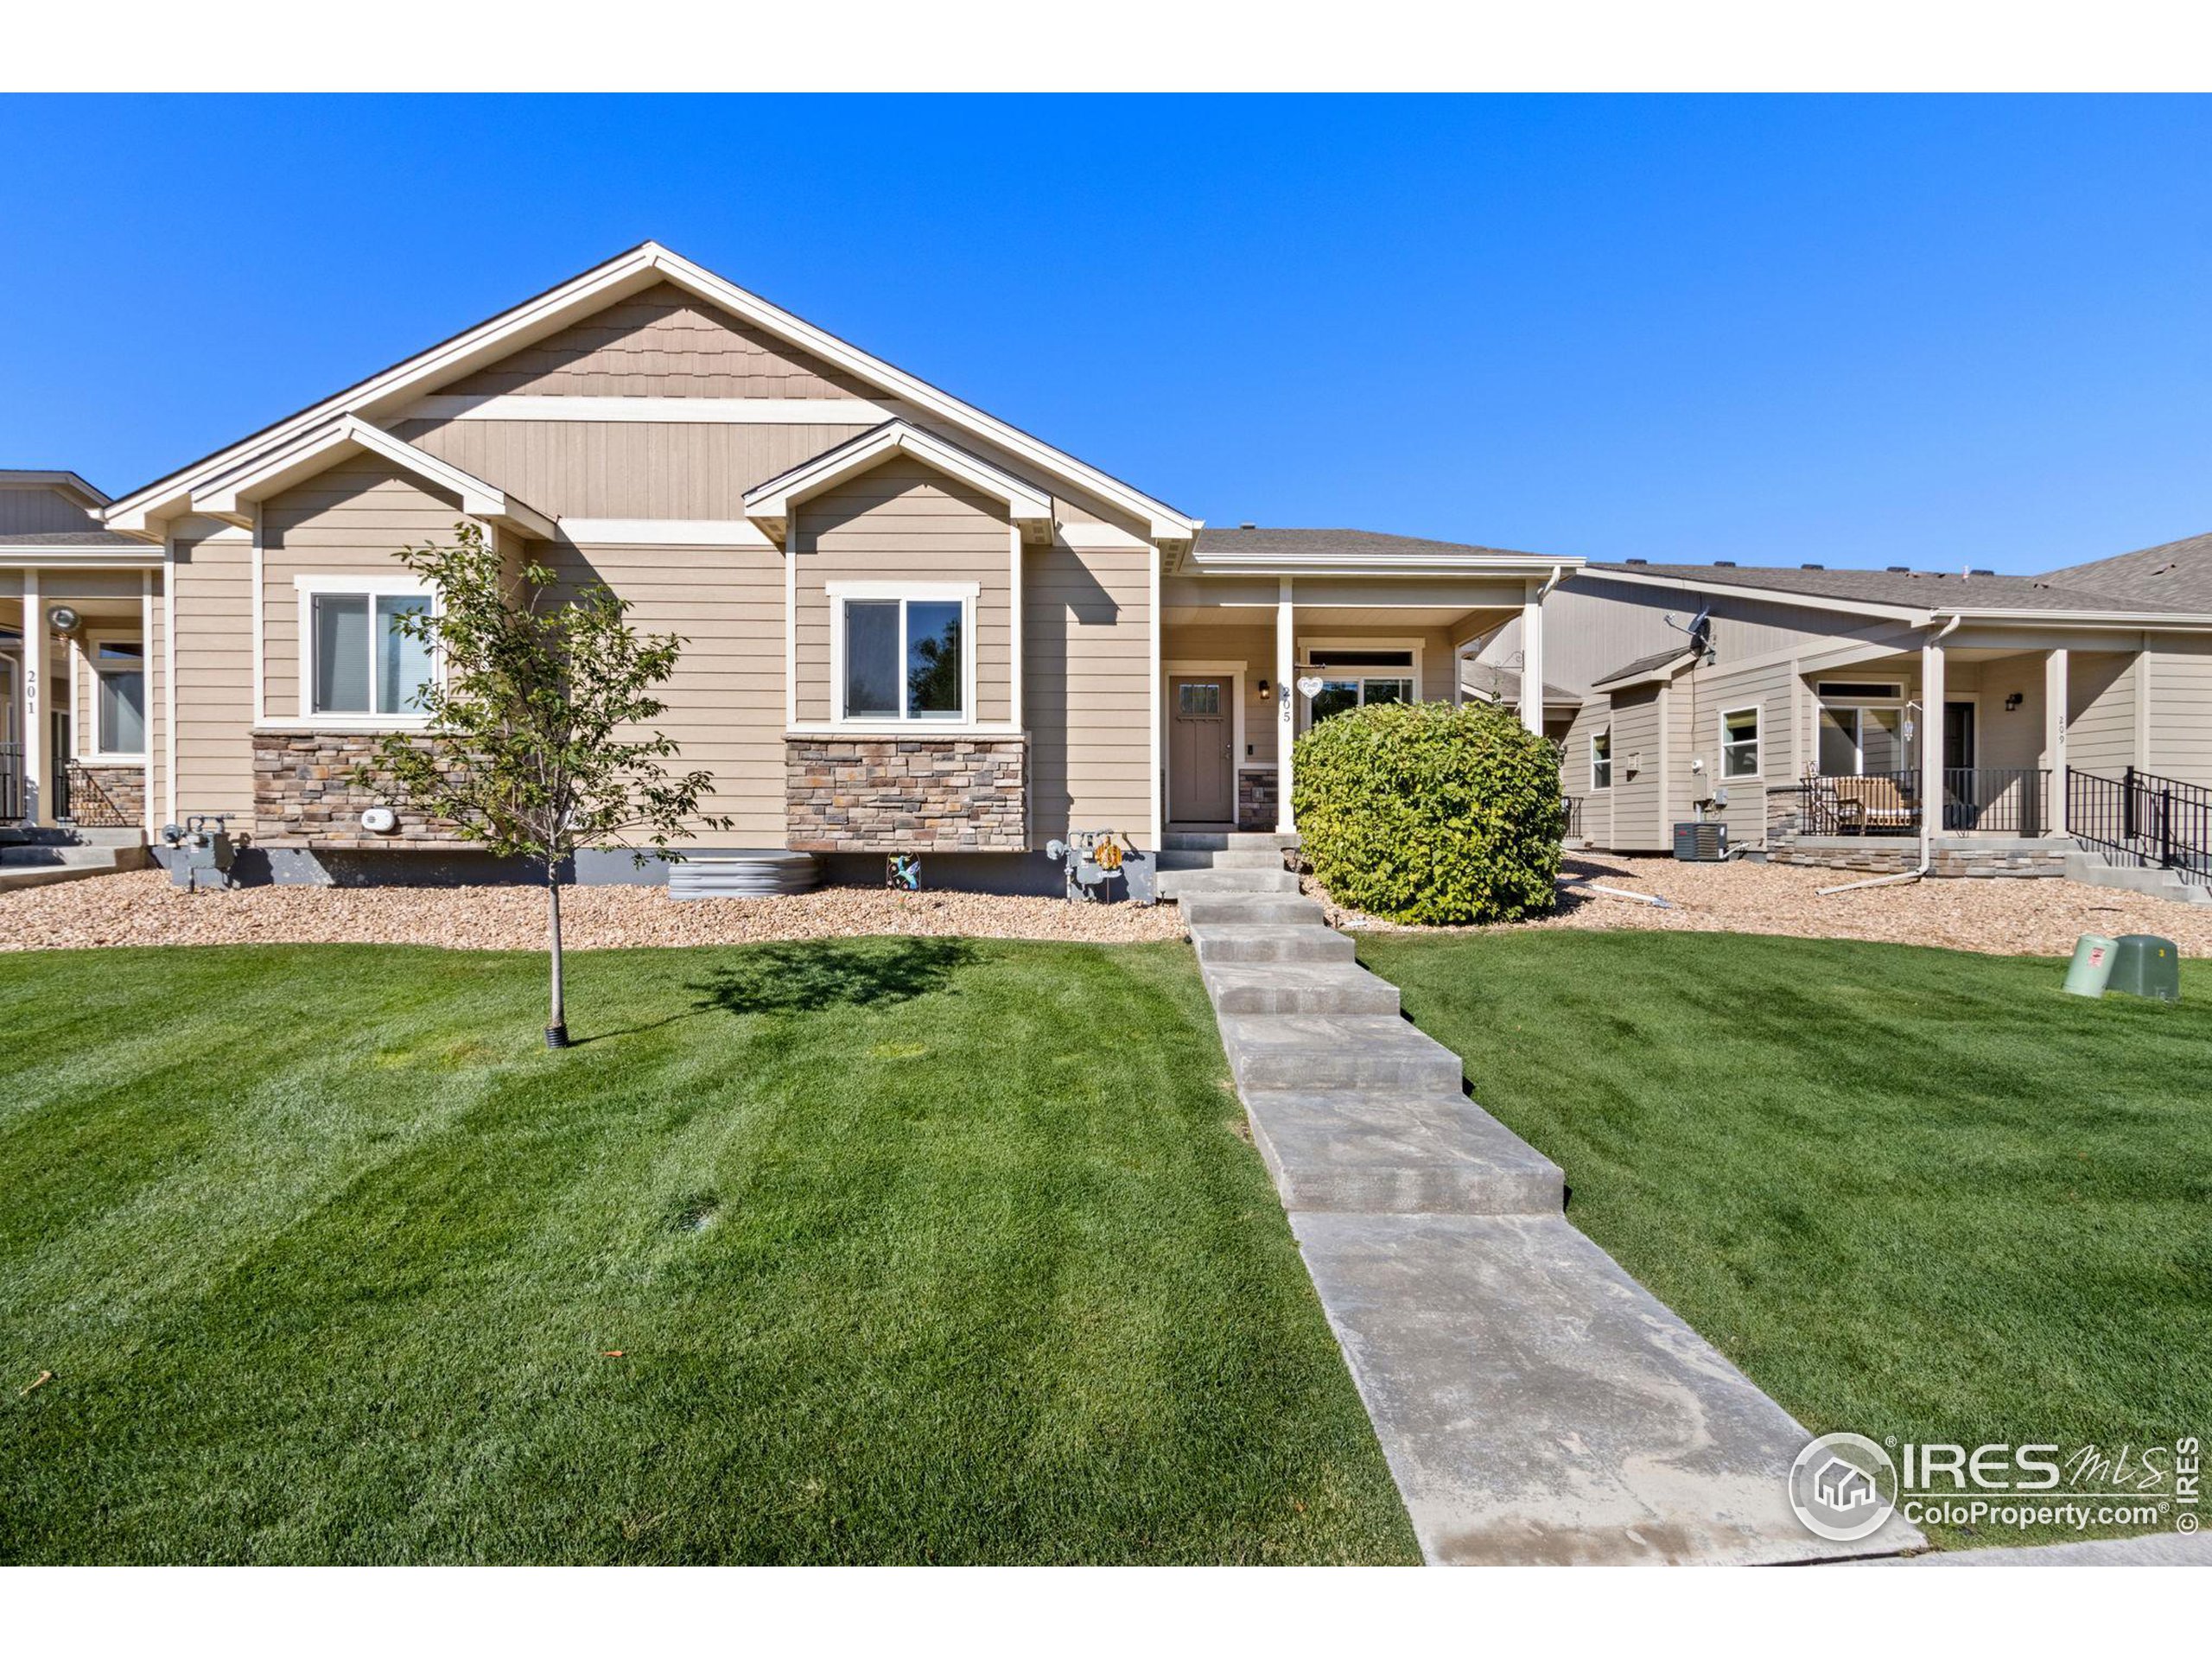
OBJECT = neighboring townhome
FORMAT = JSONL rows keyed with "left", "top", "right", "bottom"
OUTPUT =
{"left": 1477, "top": 534, "right": 2212, "bottom": 887}
{"left": 7, "top": 243, "right": 1579, "bottom": 888}
{"left": 0, "top": 471, "right": 162, "bottom": 833}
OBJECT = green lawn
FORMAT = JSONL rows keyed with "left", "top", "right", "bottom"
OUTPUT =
{"left": 0, "top": 940, "right": 1416, "bottom": 1565}
{"left": 1357, "top": 930, "right": 2212, "bottom": 1549}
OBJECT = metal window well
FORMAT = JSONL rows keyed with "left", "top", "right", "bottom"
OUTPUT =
{"left": 667, "top": 851, "right": 823, "bottom": 899}
{"left": 1672, "top": 821, "right": 1728, "bottom": 861}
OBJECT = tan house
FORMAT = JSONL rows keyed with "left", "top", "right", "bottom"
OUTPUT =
{"left": 3, "top": 243, "right": 1578, "bottom": 887}
{"left": 1483, "top": 539, "right": 2212, "bottom": 888}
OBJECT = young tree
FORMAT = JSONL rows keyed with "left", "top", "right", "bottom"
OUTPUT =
{"left": 361, "top": 524, "right": 728, "bottom": 1048}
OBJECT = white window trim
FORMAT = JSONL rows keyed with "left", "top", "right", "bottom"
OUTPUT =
{"left": 1718, "top": 703, "right": 1762, "bottom": 782}
{"left": 825, "top": 580, "right": 980, "bottom": 730}
{"left": 1294, "top": 635, "right": 1426, "bottom": 733}
{"left": 290, "top": 574, "right": 437, "bottom": 728}
{"left": 1590, "top": 727, "right": 1613, "bottom": 791}
{"left": 83, "top": 629, "right": 149, "bottom": 764}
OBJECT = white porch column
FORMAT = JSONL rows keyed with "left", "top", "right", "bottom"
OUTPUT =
{"left": 2044, "top": 647, "right": 2069, "bottom": 836}
{"left": 1518, "top": 582, "right": 1546, "bottom": 734}
{"left": 1275, "top": 577, "right": 1295, "bottom": 835}
{"left": 20, "top": 569, "right": 43, "bottom": 825}
{"left": 1920, "top": 633, "right": 1948, "bottom": 846}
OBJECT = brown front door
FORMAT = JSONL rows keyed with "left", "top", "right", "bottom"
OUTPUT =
{"left": 1169, "top": 676, "right": 1234, "bottom": 823}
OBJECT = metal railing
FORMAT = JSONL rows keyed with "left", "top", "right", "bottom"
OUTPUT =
{"left": 1769, "top": 768, "right": 2052, "bottom": 837}
{"left": 2068, "top": 767, "right": 2212, "bottom": 886}
{"left": 1561, "top": 796, "right": 1586, "bottom": 839}
{"left": 61, "top": 763, "right": 135, "bottom": 829}
{"left": 0, "top": 741, "right": 19, "bottom": 822}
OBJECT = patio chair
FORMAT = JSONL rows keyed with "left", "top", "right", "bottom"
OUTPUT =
{"left": 1831, "top": 775, "right": 1916, "bottom": 834}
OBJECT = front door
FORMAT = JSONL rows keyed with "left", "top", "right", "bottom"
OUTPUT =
{"left": 1168, "top": 676, "right": 1234, "bottom": 823}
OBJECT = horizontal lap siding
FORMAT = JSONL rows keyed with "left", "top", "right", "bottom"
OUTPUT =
{"left": 1560, "top": 700, "right": 1613, "bottom": 847}
{"left": 171, "top": 527, "right": 254, "bottom": 818}
{"left": 793, "top": 458, "right": 1013, "bottom": 727}
{"left": 396, "top": 420, "right": 880, "bottom": 521}
{"left": 261, "top": 460, "right": 467, "bottom": 721}
{"left": 1607, "top": 685, "right": 1666, "bottom": 850}
{"left": 1669, "top": 659, "right": 1796, "bottom": 843}
{"left": 2146, "top": 639, "right": 2212, "bottom": 787}
{"left": 535, "top": 541, "right": 788, "bottom": 842}
{"left": 443, "top": 284, "right": 881, "bottom": 400}
{"left": 2068, "top": 652, "right": 2139, "bottom": 776}
{"left": 149, "top": 574, "right": 167, "bottom": 825}
{"left": 1027, "top": 543, "right": 1151, "bottom": 842}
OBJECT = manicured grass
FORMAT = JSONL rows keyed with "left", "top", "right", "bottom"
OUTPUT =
{"left": 1357, "top": 930, "right": 2212, "bottom": 1549}
{"left": 0, "top": 940, "right": 1416, "bottom": 1565}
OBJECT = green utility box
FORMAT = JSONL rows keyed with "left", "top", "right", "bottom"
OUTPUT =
{"left": 2063, "top": 934, "right": 2118, "bottom": 999}
{"left": 2108, "top": 934, "right": 2181, "bottom": 1003}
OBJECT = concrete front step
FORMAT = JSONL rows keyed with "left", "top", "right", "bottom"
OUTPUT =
{"left": 0, "top": 844, "right": 146, "bottom": 870}
{"left": 1162, "top": 830, "right": 1299, "bottom": 852}
{"left": 1178, "top": 892, "right": 1325, "bottom": 927}
{"left": 2062, "top": 852, "right": 2211, "bottom": 905}
{"left": 1189, "top": 923, "right": 1357, "bottom": 964}
{"left": 1218, "top": 1011, "right": 1464, "bottom": 1093}
{"left": 1243, "top": 1090, "right": 1564, "bottom": 1215}
{"left": 1157, "top": 867, "right": 1302, "bottom": 899}
{"left": 1291, "top": 1211, "right": 1924, "bottom": 1565}
{"left": 1202, "top": 960, "right": 1401, "bottom": 1016}
{"left": 1157, "top": 848, "right": 1289, "bottom": 872}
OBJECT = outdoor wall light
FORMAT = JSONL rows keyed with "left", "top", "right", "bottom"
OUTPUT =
{"left": 2005, "top": 692, "right": 2024, "bottom": 711}
{"left": 1256, "top": 677, "right": 1269, "bottom": 696}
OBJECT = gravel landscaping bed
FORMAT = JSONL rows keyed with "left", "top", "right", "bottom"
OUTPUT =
{"left": 1311, "top": 852, "right": 2212, "bottom": 957}
{"left": 0, "top": 869, "right": 1185, "bottom": 953}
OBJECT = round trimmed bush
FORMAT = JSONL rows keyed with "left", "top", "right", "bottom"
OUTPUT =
{"left": 1291, "top": 700, "right": 1561, "bottom": 925}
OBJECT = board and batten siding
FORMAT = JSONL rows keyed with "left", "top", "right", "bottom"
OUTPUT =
{"left": 260, "top": 459, "right": 467, "bottom": 721}
{"left": 1027, "top": 540, "right": 1152, "bottom": 842}
{"left": 531, "top": 538, "right": 789, "bottom": 842}
{"left": 0, "top": 484, "right": 101, "bottom": 536}
{"left": 169, "top": 520, "right": 256, "bottom": 819}
{"left": 791, "top": 456, "right": 1014, "bottom": 728}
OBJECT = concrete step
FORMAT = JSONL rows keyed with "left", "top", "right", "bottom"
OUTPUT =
{"left": 1189, "top": 923, "right": 1357, "bottom": 965}
{"left": 1290, "top": 1211, "right": 1924, "bottom": 1565}
{"left": 1156, "top": 867, "right": 1301, "bottom": 899}
{"left": 0, "top": 843, "right": 147, "bottom": 871}
{"left": 1163, "top": 830, "right": 1299, "bottom": 852}
{"left": 2063, "top": 852, "right": 2211, "bottom": 905}
{"left": 1157, "top": 848, "right": 1288, "bottom": 872}
{"left": 0, "top": 861, "right": 131, "bottom": 892}
{"left": 1218, "top": 1012, "right": 1464, "bottom": 1094}
{"left": 1202, "top": 961, "right": 1400, "bottom": 1016}
{"left": 1243, "top": 1090, "right": 1564, "bottom": 1216}
{"left": 1178, "top": 892, "right": 1325, "bottom": 927}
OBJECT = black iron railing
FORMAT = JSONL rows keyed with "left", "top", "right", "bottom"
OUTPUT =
{"left": 0, "top": 741, "right": 21, "bottom": 822}
{"left": 61, "top": 763, "right": 134, "bottom": 829}
{"left": 1562, "top": 796, "right": 1586, "bottom": 839}
{"left": 1769, "top": 768, "right": 2051, "bottom": 836}
{"left": 2069, "top": 767, "right": 2212, "bottom": 886}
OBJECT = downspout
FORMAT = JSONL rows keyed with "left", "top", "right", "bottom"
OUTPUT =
{"left": 1818, "top": 612, "right": 1962, "bottom": 896}
{"left": 1536, "top": 563, "right": 1567, "bottom": 602}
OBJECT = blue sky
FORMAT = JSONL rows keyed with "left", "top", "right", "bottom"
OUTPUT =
{"left": 1, "top": 94, "right": 2203, "bottom": 572}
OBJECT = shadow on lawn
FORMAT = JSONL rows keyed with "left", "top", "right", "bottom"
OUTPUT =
{"left": 571, "top": 938, "right": 974, "bottom": 1046}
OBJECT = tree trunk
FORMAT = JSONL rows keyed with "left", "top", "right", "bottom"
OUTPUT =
{"left": 544, "top": 865, "right": 569, "bottom": 1049}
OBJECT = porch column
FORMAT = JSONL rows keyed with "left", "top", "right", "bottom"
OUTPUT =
{"left": 2044, "top": 647, "right": 2069, "bottom": 836}
{"left": 20, "top": 569, "right": 42, "bottom": 825}
{"left": 1275, "top": 577, "right": 1295, "bottom": 835}
{"left": 1518, "top": 582, "right": 1546, "bottom": 734}
{"left": 1920, "top": 632, "right": 1947, "bottom": 847}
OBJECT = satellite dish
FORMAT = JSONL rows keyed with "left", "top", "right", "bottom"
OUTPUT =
{"left": 1295, "top": 676, "right": 1325, "bottom": 699}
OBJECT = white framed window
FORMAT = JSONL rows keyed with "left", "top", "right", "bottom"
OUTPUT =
{"left": 87, "top": 635, "right": 148, "bottom": 760}
{"left": 295, "top": 576, "right": 435, "bottom": 722}
{"left": 1814, "top": 681, "right": 1905, "bottom": 776}
{"left": 1590, "top": 727, "right": 1612, "bottom": 791}
{"left": 828, "top": 581, "right": 976, "bottom": 726}
{"left": 1719, "top": 705, "right": 1761, "bottom": 779}
{"left": 1302, "top": 644, "right": 1420, "bottom": 726}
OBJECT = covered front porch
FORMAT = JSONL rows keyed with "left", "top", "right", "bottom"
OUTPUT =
{"left": 1159, "top": 533, "right": 1571, "bottom": 836}
{"left": 0, "top": 564, "right": 161, "bottom": 833}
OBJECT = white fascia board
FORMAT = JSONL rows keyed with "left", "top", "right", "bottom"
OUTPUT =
{"left": 1186, "top": 554, "right": 1586, "bottom": 580}
{"left": 105, "top": 239, "right": 1197, "bottom": 544}
{"left": 194, "top": 416, "right": 557, "bottom": 541}
{"left": 1929, "top": 606, "right": 2212, "bottom": 627}
{"left": 0, "top": 471, "right": 110, "bottom": 508}
{"left": 743, "top": 421, "right": 1053, "bottom": 543}
{"left": 1579, "top": 566, "right": 1929, "bottom": 623}
{"left": 555, "top": 518, "right": 777, "bottom": 549}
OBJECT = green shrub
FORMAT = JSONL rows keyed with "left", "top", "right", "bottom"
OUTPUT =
{"left": 1291, "top": 700, "right": 1561, "bottom": 925}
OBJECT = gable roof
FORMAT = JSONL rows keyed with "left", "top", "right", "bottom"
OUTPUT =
{"left": 0, "top": 468, "right": 109, "bottom": 508}
{"left": 193, "top": 415, "right": 556, "bottom": 540}
{"left": 1459, "top": 662, "right": 1580, "bottom": 709}
{"left": 1186, "top": 525, "right": 1579, "bottom": 577}
{"left": 102, "top": 242, "right": 1198, "bottom": 543}
{"left": 2039, "top": 528, "right": 2212, "bottom": 611}
{"left": 1580, "top": 560, "right": 2212, "bottom": 623}
{"left": 1591, "top": 645, "right": 1702, "bottom": 690}
{"left": 741, "top": 420, "right": 1053, "bottom": 545}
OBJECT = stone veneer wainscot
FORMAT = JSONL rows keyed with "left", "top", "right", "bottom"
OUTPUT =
{"left": 785, "top": 734, "right": 1027, "bottom": 852}
{"left": 252, "top": 729, "right": 475, "bottom": 849}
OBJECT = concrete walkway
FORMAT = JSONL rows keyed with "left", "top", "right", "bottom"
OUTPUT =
{"left": 1166, "top": 835, "right": 1923, "bottom": 1567}
{"left": 1855, "top": 1532, "right": 2212, "bottom": 1567}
